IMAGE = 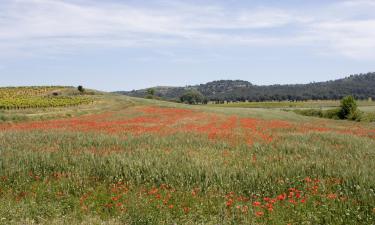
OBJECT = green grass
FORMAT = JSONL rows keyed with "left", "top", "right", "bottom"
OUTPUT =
{"left": 0, "top": 94, "right": 374, "bottom": 224}
{"left": 207, "top": 100, "right": 375, "bottom": 109}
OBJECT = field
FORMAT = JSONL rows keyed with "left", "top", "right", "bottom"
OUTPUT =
{"left": 208, "top": 100, "right": 375, "bottom": 110}
{"left": 0, "top": 87, "right": 93, "bottom": 110}
{"left": 0, "top": 93, "right": 374, "bottom": 224}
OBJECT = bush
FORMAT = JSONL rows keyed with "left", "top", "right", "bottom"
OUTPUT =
{"left": 146, "top": 88, "right": 155, "bottom": 96}
{"left": 338, "top": 96, "right": 358, "bottom": 120}
{"left": 360, "top": 112, "right": 375, "bottom": 122}
{"left": 293, "top": 96, "right": 367, "bottom": 122}
{"left": 323, "top": 108, "right": 340, "bottom": 120}
{"left": 78, "top": 85, "right": 85, "bottom": 93}
{"left": 294, "top": 109, "right": 323, "bottom": 117}
{"left": 347, "top": 109, "right": 363, "bottom": 121}
{"left": 180, "top": 90, "right": 204, "bottom": 104}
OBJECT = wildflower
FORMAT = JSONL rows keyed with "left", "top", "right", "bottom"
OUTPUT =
{"left": 327, "top": 193, "right": 337, "bottom": 200}
{"left": 255, "top": 211, "right": 264, "bottom": 217}
{"left": 183, "top": 207, "right": 190, "bottom": 214}
{"left": 148, "top": 188, "right": 158, "bottom": 195}
{"left": 242, "top": 205, "right": 249, "bottom": 213}
{"left": 104, "top": 203, "right": 113, "bottom": 208}
{"left": 226, "top": 198, "right": 234, "bottom": 207}
{"left": 277, "top": 193, "right": 286, "bottom": 201}
{"left": 225, "top": 192, "right": 235, "bottom": 198}
{"left": 168, "top": 204, "right": 174, "bottom": 209}
{"left": 253, "top": 201, "right": 261, "bottom": 207}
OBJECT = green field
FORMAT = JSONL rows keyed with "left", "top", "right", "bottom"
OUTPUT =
{"left": 0, "top": 87, "right": 93, "bottom": 110}
{"left": 208, "top": 100, "right": 375, "bottom": 110}
{"left": 0, "top": 92, "right": 374, "bottom": 224}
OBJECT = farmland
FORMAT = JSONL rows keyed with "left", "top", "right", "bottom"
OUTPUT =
{"left": 207, "top": 100, "right": 375, "bottom": 109}
{"left": 0, "top": 92, "right": 374, "bottom": 224}
{"left": 0, "top": 87, "right": 93, "bottom": 110}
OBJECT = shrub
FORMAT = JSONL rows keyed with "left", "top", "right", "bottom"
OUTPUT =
{"left": 180, "top": 90, "right": 204, "bottom": 104}
{"left": 78, "top": 85, "right": 85, "bottom": 93}
{"left": 347, "top": 109, "right": 363, "bottom": 121}
{"left": 338, "top": 95, "right": 358, "bottom": 120}
{"left": 294, "top": 109, "right": 323, "bottom": 117}
{"left": 146, "top": 88, "right": 155, "bottom": 96}
{"left": 360, "top": 112, "right": 375, "bottom": 122}
{"left": 323, "top": 108, "right": 340, "bottom": 120}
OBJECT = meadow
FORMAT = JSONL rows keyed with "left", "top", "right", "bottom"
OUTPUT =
{"left": 0, "top": 92, "right": 374, "bottom": 224}
{"left": 207, "top": 100, "right": 375, "bottom": 110}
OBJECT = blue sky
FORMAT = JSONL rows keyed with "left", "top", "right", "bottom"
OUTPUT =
{"left": 1, "top": 0, "right": 375, "bottom": 91}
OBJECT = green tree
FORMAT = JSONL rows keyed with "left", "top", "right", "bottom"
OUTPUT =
{"left": 147, "top": 88, "right": 155, "bottom": 96}
{"left": 338, "top": 95, "right": 360, "bottom": 120}
{"left": 77, "top": 85, "right": 85, "bottom": 93}
{"left": 180, "top": 90, "right": 204, "bottom": 104}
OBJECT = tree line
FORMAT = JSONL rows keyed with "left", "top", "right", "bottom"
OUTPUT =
{"left": 119, "top": 72, "right": 375, "bottom": 103}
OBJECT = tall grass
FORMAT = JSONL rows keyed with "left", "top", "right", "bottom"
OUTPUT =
{"left": 0, "top": 95, "right": 374, "bottom": 224}
{"left": 1, "top": 129, "right": 374, "bottom": 224}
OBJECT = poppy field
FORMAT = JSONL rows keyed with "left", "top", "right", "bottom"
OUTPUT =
{"left": 0, "top": 94, "right": 374, "bottom": 224}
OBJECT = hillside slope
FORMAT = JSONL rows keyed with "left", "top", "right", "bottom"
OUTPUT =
{"left": 118, "top": 72, "right": 375, "bottom": 101}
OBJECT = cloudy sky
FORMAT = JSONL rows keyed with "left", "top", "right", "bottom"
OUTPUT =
{"left": 1, "top": 0, "right": 375, "bottom": 91}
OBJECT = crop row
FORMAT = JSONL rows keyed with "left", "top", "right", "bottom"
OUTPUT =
{"left": 0, "top": 86, "right": 70, "bottom": 98}
{"left": 0, "top": 96, "right": 93, "bottom": 110}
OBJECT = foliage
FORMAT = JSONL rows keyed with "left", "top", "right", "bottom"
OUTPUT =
{"left": 77, "top": 85, "right": 85, "bottom": 93}
{"left": 338, "top": 95, "right": 359, "bottom": 120}
{"left": 179, "top": 89, "right": 205, "bottom": 104}
{"left": 147, "top": 88, "right": 155, "bottom": 96}
{"left": 293, "top": 96, "right": 368, "bottom": 121}
{"left": 121, "top": 73, "right": 375, "bottom": 102}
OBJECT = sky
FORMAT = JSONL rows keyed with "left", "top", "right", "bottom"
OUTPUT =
{"left": 0, "top": 0, "right": 375, "bottom": 91}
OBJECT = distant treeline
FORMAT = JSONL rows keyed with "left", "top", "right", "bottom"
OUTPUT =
{"left": 117, "top": 72, "right": 375, "bottom": 102}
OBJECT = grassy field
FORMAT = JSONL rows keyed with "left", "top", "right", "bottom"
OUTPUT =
{"left": 207, "top": 100, "right": 375, "bottom": 110}
{"left": 0, "top": 93, "right": 374, "bottom": 224}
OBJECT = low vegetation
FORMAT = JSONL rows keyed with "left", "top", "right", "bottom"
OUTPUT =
{"left": 294, "top": 96, "right": 375, "bottom": 122}
{"left": 0, "top": 86, "right": 93, "bottom": 110}
{"left": 0, "top": 92, "right": 374, "bottom": 224}
{"left": 121, "top": 72, "right": 375, "bottom": 102}
{"left": 179, "top": 89, "right": 207, "bottom": 104}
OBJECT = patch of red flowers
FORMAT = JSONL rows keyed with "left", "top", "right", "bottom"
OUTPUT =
{"left": 1, "top": 106, "right": 373, "bottom": 148}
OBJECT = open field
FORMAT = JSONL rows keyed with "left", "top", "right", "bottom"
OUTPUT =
{"left": 0, "top": 93, "right": 374, "bottom": 224}
{"left": 0, "top": 87, "right": 93, "bottom": 110}
{"left": 208, "top": 100, "right": 375, "bottom": 110}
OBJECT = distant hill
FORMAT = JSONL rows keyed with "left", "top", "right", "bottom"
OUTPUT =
{"left": 116, "top": 72, "right": 375, "bottom": 102}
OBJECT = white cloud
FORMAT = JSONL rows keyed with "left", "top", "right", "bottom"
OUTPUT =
{"left": 308, "top": 19, "right": 375, "bottom": 59}
{"left": 0, "top": 0, "right": 375, "bottom": 60}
